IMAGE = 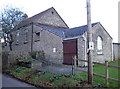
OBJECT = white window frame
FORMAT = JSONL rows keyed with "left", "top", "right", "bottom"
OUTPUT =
{"left": 16, "top": 31, "right": 19, "bottom": 45}
{"left": 97, "top": 36, "right": 103, "bottom": 54}
{"left": 24, "top": 30, "right": 28, "bottom": 43}
{"left": 53, "top": 48, "right": 57, "bottom": 53}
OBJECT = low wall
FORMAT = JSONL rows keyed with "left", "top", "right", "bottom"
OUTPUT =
{"left": 2, "top": 51, "right": 29, "bottom": 69}
{"left": 113, "top": 43, "right": 120, "bottom": 60}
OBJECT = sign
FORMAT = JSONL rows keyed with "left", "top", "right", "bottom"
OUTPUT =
{"left": 89, "top": 42, "right": 94, "bottom": 50}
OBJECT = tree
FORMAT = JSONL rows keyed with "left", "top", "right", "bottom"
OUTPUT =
{"left": 1, "top": 6, "right": 28, "bottom": 50}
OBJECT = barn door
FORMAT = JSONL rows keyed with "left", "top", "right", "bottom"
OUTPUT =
{"left": 63, "top": 39, "right": 78, "bottom": 65}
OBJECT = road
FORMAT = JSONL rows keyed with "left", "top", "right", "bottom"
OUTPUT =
{"left": 0, "top": 73, "right": 39, "bottom": 88}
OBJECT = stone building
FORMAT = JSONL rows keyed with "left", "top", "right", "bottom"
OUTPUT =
{"left": 113, "top": 43, "right": 120, "bottom": 60}
{"left": 3, "top": 7, "right": 113, "bottom": 66}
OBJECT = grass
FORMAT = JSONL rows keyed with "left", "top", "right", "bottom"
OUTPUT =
{"left": 10, "top": 66, "right": 37, "bottom": 80}
{"left": 8, "top": 65, "right": 91, "bottom": 87}
{"left": 79, "top": 60, "right": 120, "bottom": 88}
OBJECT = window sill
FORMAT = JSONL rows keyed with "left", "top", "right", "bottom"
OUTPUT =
{"left": 15, "top": 43, "right": 19, "bottom": 45}
{"left": 97, "top": 53, "right": 103, "bottom": 55}
{"left": 34, "top": 40, "right": 40, "bottom": 42}
{"left": 24, "top": 41, "right": 28, "bottom": 44}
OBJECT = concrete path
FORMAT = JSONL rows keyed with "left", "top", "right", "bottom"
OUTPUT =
{"left": 1, "top": 73, "right": 37, "bottom": 88}
{"left": 38, "top": 65, "right": 88, "bottom": 74}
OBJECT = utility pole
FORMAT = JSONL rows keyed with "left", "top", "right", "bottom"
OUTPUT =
{"left": 86, "top": 0, "right": 93, "bottom": 84}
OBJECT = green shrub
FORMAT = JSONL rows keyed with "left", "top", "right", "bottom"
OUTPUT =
{"left": 22, "top": 55, "right": 32, "bottom": 63}
{"left": 29, "top": 52, "right": 36, "bottom": 59}
{"left": 16, "top": 55, "right": 32, "bottom": 64}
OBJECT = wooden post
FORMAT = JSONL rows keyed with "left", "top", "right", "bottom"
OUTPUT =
{"left": 72, "top": 56, "right": 77, "bottom": 75}
{"left": 105, "top": 61, "right": 109, "bottom": 87}
{"left": 72, "top": 56, "right": 74, "bottom": 75}
{"left": 74, "top": 56, "right": 77, "bottom": 74}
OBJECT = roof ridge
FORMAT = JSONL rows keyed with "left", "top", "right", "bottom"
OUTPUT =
{"left": 20, "top": 7, "right": 54, "bottom": 24}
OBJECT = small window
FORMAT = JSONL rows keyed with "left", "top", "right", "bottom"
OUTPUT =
{"left": 0, "top": 38, "right": 4, "bottom": 43}
{"left": 24, "top": 30, "right": 28, "bottom": 43}
{"left": 53, "top": 48, "right": 57, "bottom": 53}
{"left": 16, "top": 31, "right": 20, "bottom": 36}
{"left": 51, "top": 11, "right": 54, "bottom": 14}
{"left": 16, "top": 31, "right": 19, "bottom": 45}
{"left": 35, "top": 32, "right": 40, "bottom": 42}
{"left": 97, "top": 36, "right": 103, "bottom": 54}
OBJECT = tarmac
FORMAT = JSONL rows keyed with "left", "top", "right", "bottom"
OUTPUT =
{"left": 1, "top": 73, "right": 38, "bottom": 88}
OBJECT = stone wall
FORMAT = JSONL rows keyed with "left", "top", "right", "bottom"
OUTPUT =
{"left": 2, "top": 51, "right": 29, "bottom": 69}
{"left": 91, "top": 23, "right": 113, "bottom": 63}
{"left": 113, "top": 43, "right": 120, "bottom": 60}
{"left": 12, "top": 25, "right": 32, "bottom": 52}
{"left": 17, "top": 7, "right": 68, "bottom": 29}
{"left": 77, "top": 35, "right": 87, "bottom": 66}
{"left": 33, "top": 25, "right": 63, "bottom": 64}
{"left": 33, "top": 8, "right": 68, "bottom": 28}
{"left": 6, "top": 24, "right": 64, "bottom": 65}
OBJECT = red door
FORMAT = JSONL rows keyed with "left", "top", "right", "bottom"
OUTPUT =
{"left": 63, "top": 39, "right": 78, "bottom": 65}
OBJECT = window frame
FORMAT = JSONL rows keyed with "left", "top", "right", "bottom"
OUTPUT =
{"left": 97, "top": 36, "right": 103, "bottom": 54}
{"left": 16, "top": 30, "right": 19, "bottom": 45}
{"left": 24, "top": 29, "right": 28, "bottom": 44}
{"left": 34, "top": 32, "right": 40, "bottom": 42}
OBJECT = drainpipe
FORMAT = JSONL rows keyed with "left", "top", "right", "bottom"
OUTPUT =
{"left": 31, "top": 22, "right": 33, "bottom": 52}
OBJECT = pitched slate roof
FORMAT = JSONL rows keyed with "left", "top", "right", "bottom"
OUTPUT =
{"left": 34, "top": 23, "right": 65, "bottom": 37}
{"left": 63, "top": 22, "right": 99, "bottom": 38}
{"left": 34, "top": 22, "right": 99, "bottom": 38}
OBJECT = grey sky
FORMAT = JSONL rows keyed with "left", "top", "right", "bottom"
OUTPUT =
{"left": 0, "top": 0, "right": 119, "bottom": 42}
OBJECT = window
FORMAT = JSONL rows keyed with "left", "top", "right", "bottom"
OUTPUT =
{"left": 34, "top": 32, "right": 40, "bottom": 42}
{"left": 24, "top": 30, "right": 28, "bottom": 43}
{"left": 53, "top": 48, "right": 57, "bottom": 53}
{"left": 16, "top": 31, "right": 20, "bottom": 36}
{"left": 97, "top": 36, "right": 103, "bottom": 54}
{"left": 51, "top": 11, "right": 54, "bottom": 14}
{"left": 16, "top": 31, "right": 19, "bottom": 45}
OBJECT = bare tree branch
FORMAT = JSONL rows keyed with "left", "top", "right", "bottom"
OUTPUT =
{"left": 1, "top": 6, "right": 28, "bottom": 50}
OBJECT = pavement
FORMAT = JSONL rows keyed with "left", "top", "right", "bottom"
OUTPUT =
{"left": 0, "top": 64, "right": 87, "bottom": 88}
{"left": 37, "top": 64, "right": 88, "bottom": 74}
{"left": 0, "top": 73, "right": 38, "bottom": 88}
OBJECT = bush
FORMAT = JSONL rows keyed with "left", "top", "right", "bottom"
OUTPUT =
{"left": 29, "top": 52, "right": 36, "bottom": 59}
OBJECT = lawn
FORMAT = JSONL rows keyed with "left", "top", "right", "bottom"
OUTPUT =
{"left": 79, "top": 60, "right": 120, "bottom": 88}
{"left": 7, "top": 65, "right": 91, "bottom": 88}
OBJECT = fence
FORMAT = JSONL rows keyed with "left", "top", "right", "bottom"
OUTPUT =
{"left": 72, "top": 56, "right": 120, "bottom": 87}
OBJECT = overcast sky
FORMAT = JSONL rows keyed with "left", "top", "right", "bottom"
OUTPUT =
{"left": 0, "top": 0, "right": 119, "bottom": 42}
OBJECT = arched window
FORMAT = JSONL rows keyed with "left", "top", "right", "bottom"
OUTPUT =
{"left": 97, "top": 36, "right": 103, "bottom": 54}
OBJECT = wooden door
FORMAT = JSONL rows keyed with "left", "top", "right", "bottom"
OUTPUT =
{"left": 63, "top": 39, "right": 77, "bottom": 65}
